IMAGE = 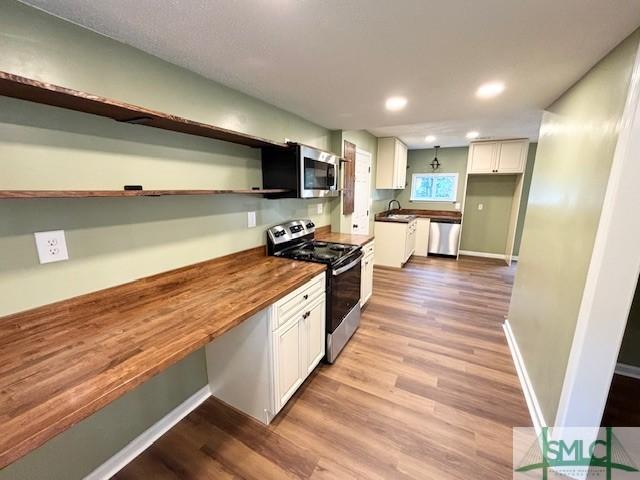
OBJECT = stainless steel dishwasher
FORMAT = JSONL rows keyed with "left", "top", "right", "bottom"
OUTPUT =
{"left": 428, "top": 218, "right": 462, "bottom": 256}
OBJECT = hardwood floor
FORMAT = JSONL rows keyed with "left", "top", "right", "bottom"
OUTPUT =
{"left": 114, "top": 255, "right": 531, "bottom": 480}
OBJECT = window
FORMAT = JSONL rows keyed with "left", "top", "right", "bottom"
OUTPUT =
{"left": 410, "top": 173, "right": 458, "bottom": 202}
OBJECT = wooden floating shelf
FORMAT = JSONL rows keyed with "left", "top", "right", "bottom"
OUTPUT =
{"left": 0, "top": 189, "right": 290, "bottom": 199}
{"left": 0, "top": 71, "right": 288, "bottom": 150}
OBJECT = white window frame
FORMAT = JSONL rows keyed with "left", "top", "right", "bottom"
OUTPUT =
{"left": 410, "top": 173, "right": 459, "bottom": 202}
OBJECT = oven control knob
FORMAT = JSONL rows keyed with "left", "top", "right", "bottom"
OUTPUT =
{"left": 306, "top": 222, "right": 315, "bottom": 228}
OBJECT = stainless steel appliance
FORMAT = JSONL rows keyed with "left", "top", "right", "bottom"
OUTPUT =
{"left": 262, "top": 143, "right": 339, "bottom": 199}
{"left": 267, "top": 220, "right": 361, "bottom": 363}
{"left": 428, "top": 218, "right": 462, "bottom": 256}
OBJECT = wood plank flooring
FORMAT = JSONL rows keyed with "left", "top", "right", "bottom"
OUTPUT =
{"left": 115, "top": 255, "right": 531, "bottom": 480}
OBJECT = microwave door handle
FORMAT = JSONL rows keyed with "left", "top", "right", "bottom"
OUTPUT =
{"left": 332, "top": 253, "right": 363, "bottom": 276}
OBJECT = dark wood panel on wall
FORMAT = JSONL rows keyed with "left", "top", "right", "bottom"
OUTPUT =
{"left": 342, "top": 140, "right": 356, "bottom": 215}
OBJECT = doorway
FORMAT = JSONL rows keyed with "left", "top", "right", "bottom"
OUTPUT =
{"left": 351, "top": 149, "right": 371, "bottom": 235}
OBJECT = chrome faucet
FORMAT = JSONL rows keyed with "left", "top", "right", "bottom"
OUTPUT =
{"left": 388, "top": 199, "right": 401, "bottom": 212}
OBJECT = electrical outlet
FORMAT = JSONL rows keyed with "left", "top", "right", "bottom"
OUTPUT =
{"left": 34, "top": 230, "right": 69, "bottom": 264}
{"left": 316, "top": 203, "right": 323, "bottom": 214}
{"left": 247, "top": 211, "right": 256, "bottom": 228}
{"left": 454, "top": 202, "right": 461, "bottom": 211}
{"left": 478, "top": 203, "right": 484, "bottom": 211}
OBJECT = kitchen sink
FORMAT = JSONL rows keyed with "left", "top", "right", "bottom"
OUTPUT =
{"left": 386, "top": 214, "right": 414, "bottom": 221}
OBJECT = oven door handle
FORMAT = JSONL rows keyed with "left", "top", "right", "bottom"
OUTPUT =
{"left": 332, "top": 253, "right": 363, "bottom": 276}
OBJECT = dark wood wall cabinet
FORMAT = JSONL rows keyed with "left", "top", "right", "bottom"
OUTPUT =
{"left": 342, "top": 140, "right": 356, "bottom": 214}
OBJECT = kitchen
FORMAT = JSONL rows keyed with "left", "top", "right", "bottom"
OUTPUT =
{"left": 2, "top": 2, "right": 640, "bottom": 480}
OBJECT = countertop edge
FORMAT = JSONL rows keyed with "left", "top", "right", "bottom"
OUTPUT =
{"left": 0, "top": 248, "right": 326, "bottom": 469}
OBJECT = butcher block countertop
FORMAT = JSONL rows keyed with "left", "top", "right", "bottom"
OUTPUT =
{"left": 315, "top": 226, "right": 374, "bottom": 247}
{"left": 375, "top": 208, "right": 462, "bottom": 223}
{"left": 0, "top": 247, "right": 325, "bottom": 469}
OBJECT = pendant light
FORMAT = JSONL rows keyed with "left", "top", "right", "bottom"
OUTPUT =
{"left": 430, "top": 145, "right": 441, "bottom": 171}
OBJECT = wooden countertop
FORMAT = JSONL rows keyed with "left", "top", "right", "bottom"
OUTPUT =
{"left": 0, "top": 247, "right": 325, "bottom": 469}
{"left": 375, "top": 208, "right": 462, "bottom": 223}
{"left": 315, "top": 226, "right": 374, "bottom": 247}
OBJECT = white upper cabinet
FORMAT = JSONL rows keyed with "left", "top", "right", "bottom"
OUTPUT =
{"left": 467, "top": 139, "right": 528, "bottom": 174}
{"left": 496, "top": 139, "right": 528, "bottom": 173}
{"left": 376, "top": 137, "right": 408, "bottom": 189}
{"left": 468, "top": 142, "right": 498, "bottom": 173}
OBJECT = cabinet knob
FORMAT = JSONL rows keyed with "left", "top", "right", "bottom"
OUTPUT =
{"left": 302, "top": 311, "right": 310, "bottom": 319}
{"left": 303, "top": 294, "right": 308, "bottom": 300}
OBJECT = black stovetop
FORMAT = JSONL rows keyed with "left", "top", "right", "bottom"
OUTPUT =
{"left": 275, "top": 240, "right": 359, "bottom": 265}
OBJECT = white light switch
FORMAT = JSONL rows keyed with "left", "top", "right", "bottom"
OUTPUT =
{"left": 34, "top": 230, "right": 69, "bottom": 264}
{"left": 247, "top": 211, "right": 256, "bottom": 228}
{"left": 478, "top": 203, "right": 484, "bottom": 211}
{"left": 316, "top": 203, "right": 323, "bottom": 214}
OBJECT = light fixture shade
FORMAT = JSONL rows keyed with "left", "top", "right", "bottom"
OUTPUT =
{"left": 430, "top": 146, "right": 441, "bottom": 171}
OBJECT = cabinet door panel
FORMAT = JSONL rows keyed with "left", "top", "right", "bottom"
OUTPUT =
{"left": 275, "top": 318, "right": 303, "bottom": 409}
{"left": 468, "top": 142, "right": 497, "bottom": 173}
{"left": 361, "top": 254, "right": 374, "bottom": 306}
{"left": 497, "top": 140, "right": 527, "bottom": 173}
{"left": 305, "top": 300, "right": 326, "bottom": 374}
{"left": 393, "top": 140, "right": 408, "bottom": 188}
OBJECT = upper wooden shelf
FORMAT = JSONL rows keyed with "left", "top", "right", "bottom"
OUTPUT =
{"left": 0, "top": 71, "right": 288, "bottom": 150}
{"left": 0, "top": 188, "right": 290, "bottom": 199}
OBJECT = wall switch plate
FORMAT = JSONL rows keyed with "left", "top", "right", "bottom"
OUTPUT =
{"left": 316, "top": 203, "right": 323, "bottom": 214}
{"left": 478, "top": 203, "right": 484, "bottom": 211}
{"left": 34, "top": 230, "right": 69, "bottom": 264}
{"left": 247, "top": 211, "right": 257, "bottom": 228}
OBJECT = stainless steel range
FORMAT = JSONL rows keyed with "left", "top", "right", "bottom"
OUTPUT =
{"left": 267, "top": 220, "right": 362, "bottom": 363}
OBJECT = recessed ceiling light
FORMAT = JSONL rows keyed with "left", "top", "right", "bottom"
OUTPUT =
{"left": 425, "top": 135, "right": 436, "bottom": 142}
{"left": 476, "top": 81, "right": 505, "bottom": 99}
{"left": 466, "top": 131, "right": 480, "bottom": 139}
{"left": 385, "top": 96, "right": 407, "bottom": 111}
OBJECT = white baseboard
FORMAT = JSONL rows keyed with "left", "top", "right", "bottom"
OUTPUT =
{"left": 85, "top": 385, "right": 211, "bottom": 480}
{"left": 503, "top": 320, "right": 546, "bottom": 434}
{"left": 459, "top": 250, "right": 506, "bottom": 260}
{"left": 615, "top": 362, "right": 640, "bottom": 380}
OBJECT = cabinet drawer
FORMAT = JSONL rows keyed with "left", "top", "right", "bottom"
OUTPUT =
{"left": 363, "top": 240, "right": 375, "bottom": 258}
{"left": 273, "top": 273, "right": 325, "bottom": 329}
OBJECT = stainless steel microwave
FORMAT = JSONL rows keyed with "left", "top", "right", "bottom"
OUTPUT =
{"left": 262, "top": 143, "right": 340, "bottom": 198}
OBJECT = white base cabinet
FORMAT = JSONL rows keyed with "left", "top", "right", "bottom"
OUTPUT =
{"left": 360, "top": 240, "right": 375, "bottom": 306}
{"left": 414, "top": 218, "right": 431, "bottom": 257}
{"left": 205, "top": 272, "right": 326, "bottom": 424}
{"left": 374, "top": 219, "right": 417, "bottom": 268}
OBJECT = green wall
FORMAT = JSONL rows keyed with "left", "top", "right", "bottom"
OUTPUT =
{"left": 397, "top": 144, "right": 536, "bottom": 255}
{"left": 513, "top": 144, "right": 538, "bottom": 255}
{"left": 395, "top": 147, "right": 468, "bottom": 211}
{"left": 0, "top": 1, "right": 336, "bottom": 478}
{"left": 618, "top": 280, "right": 640, "bottom": 367}
{"left": 460, "top": 175, "right": 517, "bottom": 254}
{"left": 508, "top": 29, "right": 640, "bottom": 424}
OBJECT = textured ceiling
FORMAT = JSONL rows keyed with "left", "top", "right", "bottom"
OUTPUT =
{"left": 20, "top": 0, "right": 640, "bottom": 147}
